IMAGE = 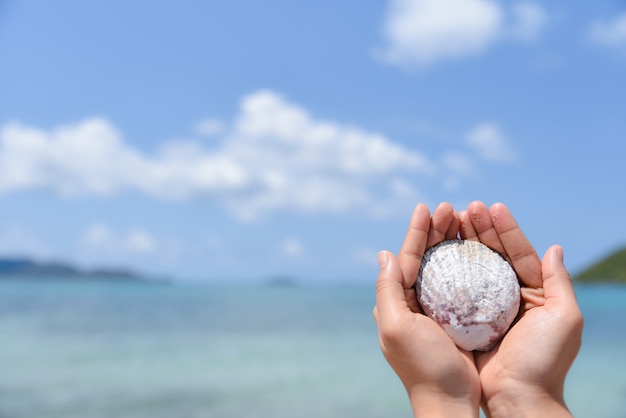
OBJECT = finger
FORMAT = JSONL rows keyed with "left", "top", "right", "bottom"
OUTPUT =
{"left": 490, "top": 203, "right": 542, "bottom": 288}
{"left": 466, "top": 201, "right": 506, "bottom": 255}
{"left": 541, "top": 246, "right": 584, "bottom": 349}
{"left": 398, "top": 204, "right": 431, "bottom": 288}
{"left": 458, "top": 210, "right": 478, "bottom": 240}
{"left": 445, "top": 209, "right": 461, "bottom": 241}
{"left": 375, "top": 250, "right": 410, "bottom": 325}
{"left": 427, "top": 202, "right": 456, "bottom": 248}
{"left": 404, "top": 287, "right": 422, "bottom": 314}
{"left": 542, "top": 245, "right": 579, "bottom": 306}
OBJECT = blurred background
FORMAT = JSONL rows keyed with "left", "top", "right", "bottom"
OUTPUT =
{"left": 0, "top": 1, "right": 625, "bottom": 417}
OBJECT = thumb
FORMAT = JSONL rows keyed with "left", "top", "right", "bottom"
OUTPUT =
{"left": 375, "top": 251, "right": 410, "bottom": 325}
{"left": 542, "top": 245, "right": 577, "bottom": 305}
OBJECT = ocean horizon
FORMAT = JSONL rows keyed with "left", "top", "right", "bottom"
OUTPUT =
{"left": 0, "top": 278, "right": 624, "bottom": 418}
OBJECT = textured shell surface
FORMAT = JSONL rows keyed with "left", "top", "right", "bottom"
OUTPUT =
{"left": 416, "top": 240, "right": 521, "bottom": 351}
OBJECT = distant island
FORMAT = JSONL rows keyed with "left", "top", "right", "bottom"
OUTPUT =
{"left": 264, "top": 275, "right": 298, "bottom": 287}
{"left": 574, "top": 246, "right": 626, "bottom": 283}
{"left": 0, "top": 257, "right": 142, "bottom": 281}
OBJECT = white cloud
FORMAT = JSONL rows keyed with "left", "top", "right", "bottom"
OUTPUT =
{"left": 195, "top": 118, "right": 225, "bottom": 136}
{"left": 441, "top": 153, "right": 477, "bottom": 191}
{"left": 0, "top": 90, "right": 433, "bottom": 220}
{"left": 82, "top": 224, "right": 157, "bottom": 254}
{"left": 443, "top": 152, "right": 475, "bottom": 175}
{"left": 281, "top": 238, "right": 304, "bottom": 258}
{"left": 79, "top": 224, "right": 181, "bottom": 274}
{"left": 589, "top": 12, "right": 626, "bottom": 48}
{"left": 83, "top": 223, "right": 113, "bottom": 246}
{"left": 377, "top": 0, "right": 502, "bottom": 67}
{"left": 125, "top": 228, "right": 156, "bottom": 254}
{"left": 0, "top": 119, "right": 249, "bottom": 200}
{"left": 466, "top": 123, "right": 519, "bottom": 164}
{"left": 376, "top": 0, "right": 547, "bottom": 68}
{"left": 0, "top": 119, "right": 151, "bottom": 196}
{"left": 226, "top": 91, "right": 436, "bottom": 219}
{"left": 508, "top": 2, "right": 548, "bottom": 42}
{"left": 1, "top": 91, "right": 522, "bottom": 220}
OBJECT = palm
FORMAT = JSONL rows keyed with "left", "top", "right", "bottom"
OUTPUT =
{"left": 402, "top": 310, "right": 480, "bottom": 397}
{"left": 477, "top": 288, "right": 581, "bottom": 400}
{"left": 476, "top": 301, "right": 549, "bottom": 398}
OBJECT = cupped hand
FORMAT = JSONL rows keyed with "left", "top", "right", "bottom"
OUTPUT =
{"left": 374, "top": 203, "right": 480, "bottom": 417}
{"left": 459, "top": 201, "right": 583, "bottom": 417}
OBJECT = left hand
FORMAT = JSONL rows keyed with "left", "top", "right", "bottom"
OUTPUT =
{"left": 459, "top": 201, "right": 583, "bottom": 417}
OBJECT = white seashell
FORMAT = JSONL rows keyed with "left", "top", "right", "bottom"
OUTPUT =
{"left": 416, "top": 240, "right": 521, "bottom": 351}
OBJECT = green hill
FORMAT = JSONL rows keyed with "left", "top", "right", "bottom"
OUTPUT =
{"left": 575, "top": 247, "right": 626, "bottom": 283}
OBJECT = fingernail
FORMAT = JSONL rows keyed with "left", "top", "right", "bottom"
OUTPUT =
{"left": 554, "top": 245, "right": 564, "bottom": 263}
{"left": 378, "top": 251, "right": 390, "bottom": 269}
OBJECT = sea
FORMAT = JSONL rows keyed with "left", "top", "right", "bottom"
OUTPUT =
{"left": 0, "top": 279, "right": 624, "bottom": 418}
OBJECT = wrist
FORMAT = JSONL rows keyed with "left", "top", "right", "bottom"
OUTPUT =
{"left": 483, "top": 385, "right": 571, "bottom": 418}
{"left": 408, "top": 388, "right": 479, "bottom": 418}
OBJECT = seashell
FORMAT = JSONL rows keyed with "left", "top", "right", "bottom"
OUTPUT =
{"left": 416, "top": 240, "right": 521, "bottom": 351}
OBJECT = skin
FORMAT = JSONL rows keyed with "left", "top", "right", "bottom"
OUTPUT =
{"left": 460, "top": 201, "right": 583, "bottom": 417}
{"left": 374, "top": 201, "right": 583, "bottom": 418}
{"left": 374, "top": 202, "right": 481, "bottom": 417}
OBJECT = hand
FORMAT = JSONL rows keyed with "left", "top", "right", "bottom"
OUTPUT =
{"left": 459, "top": 201, "right": 583, "bottom": 418}
{"left": 374, "top": 203, "right": 480, "bottom": 418}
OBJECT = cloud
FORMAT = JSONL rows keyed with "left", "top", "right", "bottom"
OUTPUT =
{"left": 281, "top": 238, "right": 304, "bottom": 258}
{"left": 223, "top": 90, "right": 435, "bottom": 219}
{"left": 0, "top": 119, "right": 138, "bottom": 196}
{"left": 376, "top": 0, "right": 547, "bottom": 68}
{"left": 0, "top": 90, "right": 434, "bottom": 220}
{"left": 83, "top": 223, "right": 113, "bottom": 246}
{"left": 466, "top": 122, "right": 519, "bottom": 164}
{"left": 83, "top": 224, "right": 157, "bottom": 254}
{"left": 0, "top": 92, "right": 524, "bottom": 221}
{"left": 589, "top": 12, "right": 626, "bottom": 48}
{"left": 125, "top": 228, "right": 156, "bottom": 254}
{"left": 195, "top": 118, "right": 225, "bottom": 136}
{"left": 443, "top": 152, "right": 475, "bottom": 175}
{"left": 508, "top": 2, "right": 547, "bottom": 42}
{"left": 79, "top": 223, "right": 184, "bottom": 273}
{"left": 440, "top": 152, "right": 477, "bottom": 191}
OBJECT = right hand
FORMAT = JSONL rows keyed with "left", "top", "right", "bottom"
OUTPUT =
{"left": 374, "top": 203, "right": 481, "bottom": 417}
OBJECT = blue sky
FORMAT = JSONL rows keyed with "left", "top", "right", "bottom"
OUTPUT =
{"left": 0, "top": 0, "right": 625, "bottom": 281}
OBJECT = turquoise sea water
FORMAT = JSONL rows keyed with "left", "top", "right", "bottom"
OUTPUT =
{"left": 0, "top": 279, "right": 624, "bottom": 418}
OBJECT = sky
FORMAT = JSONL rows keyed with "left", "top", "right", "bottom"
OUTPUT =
{"left": 0, "top": 0, "right": 625, "bottom": 282}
